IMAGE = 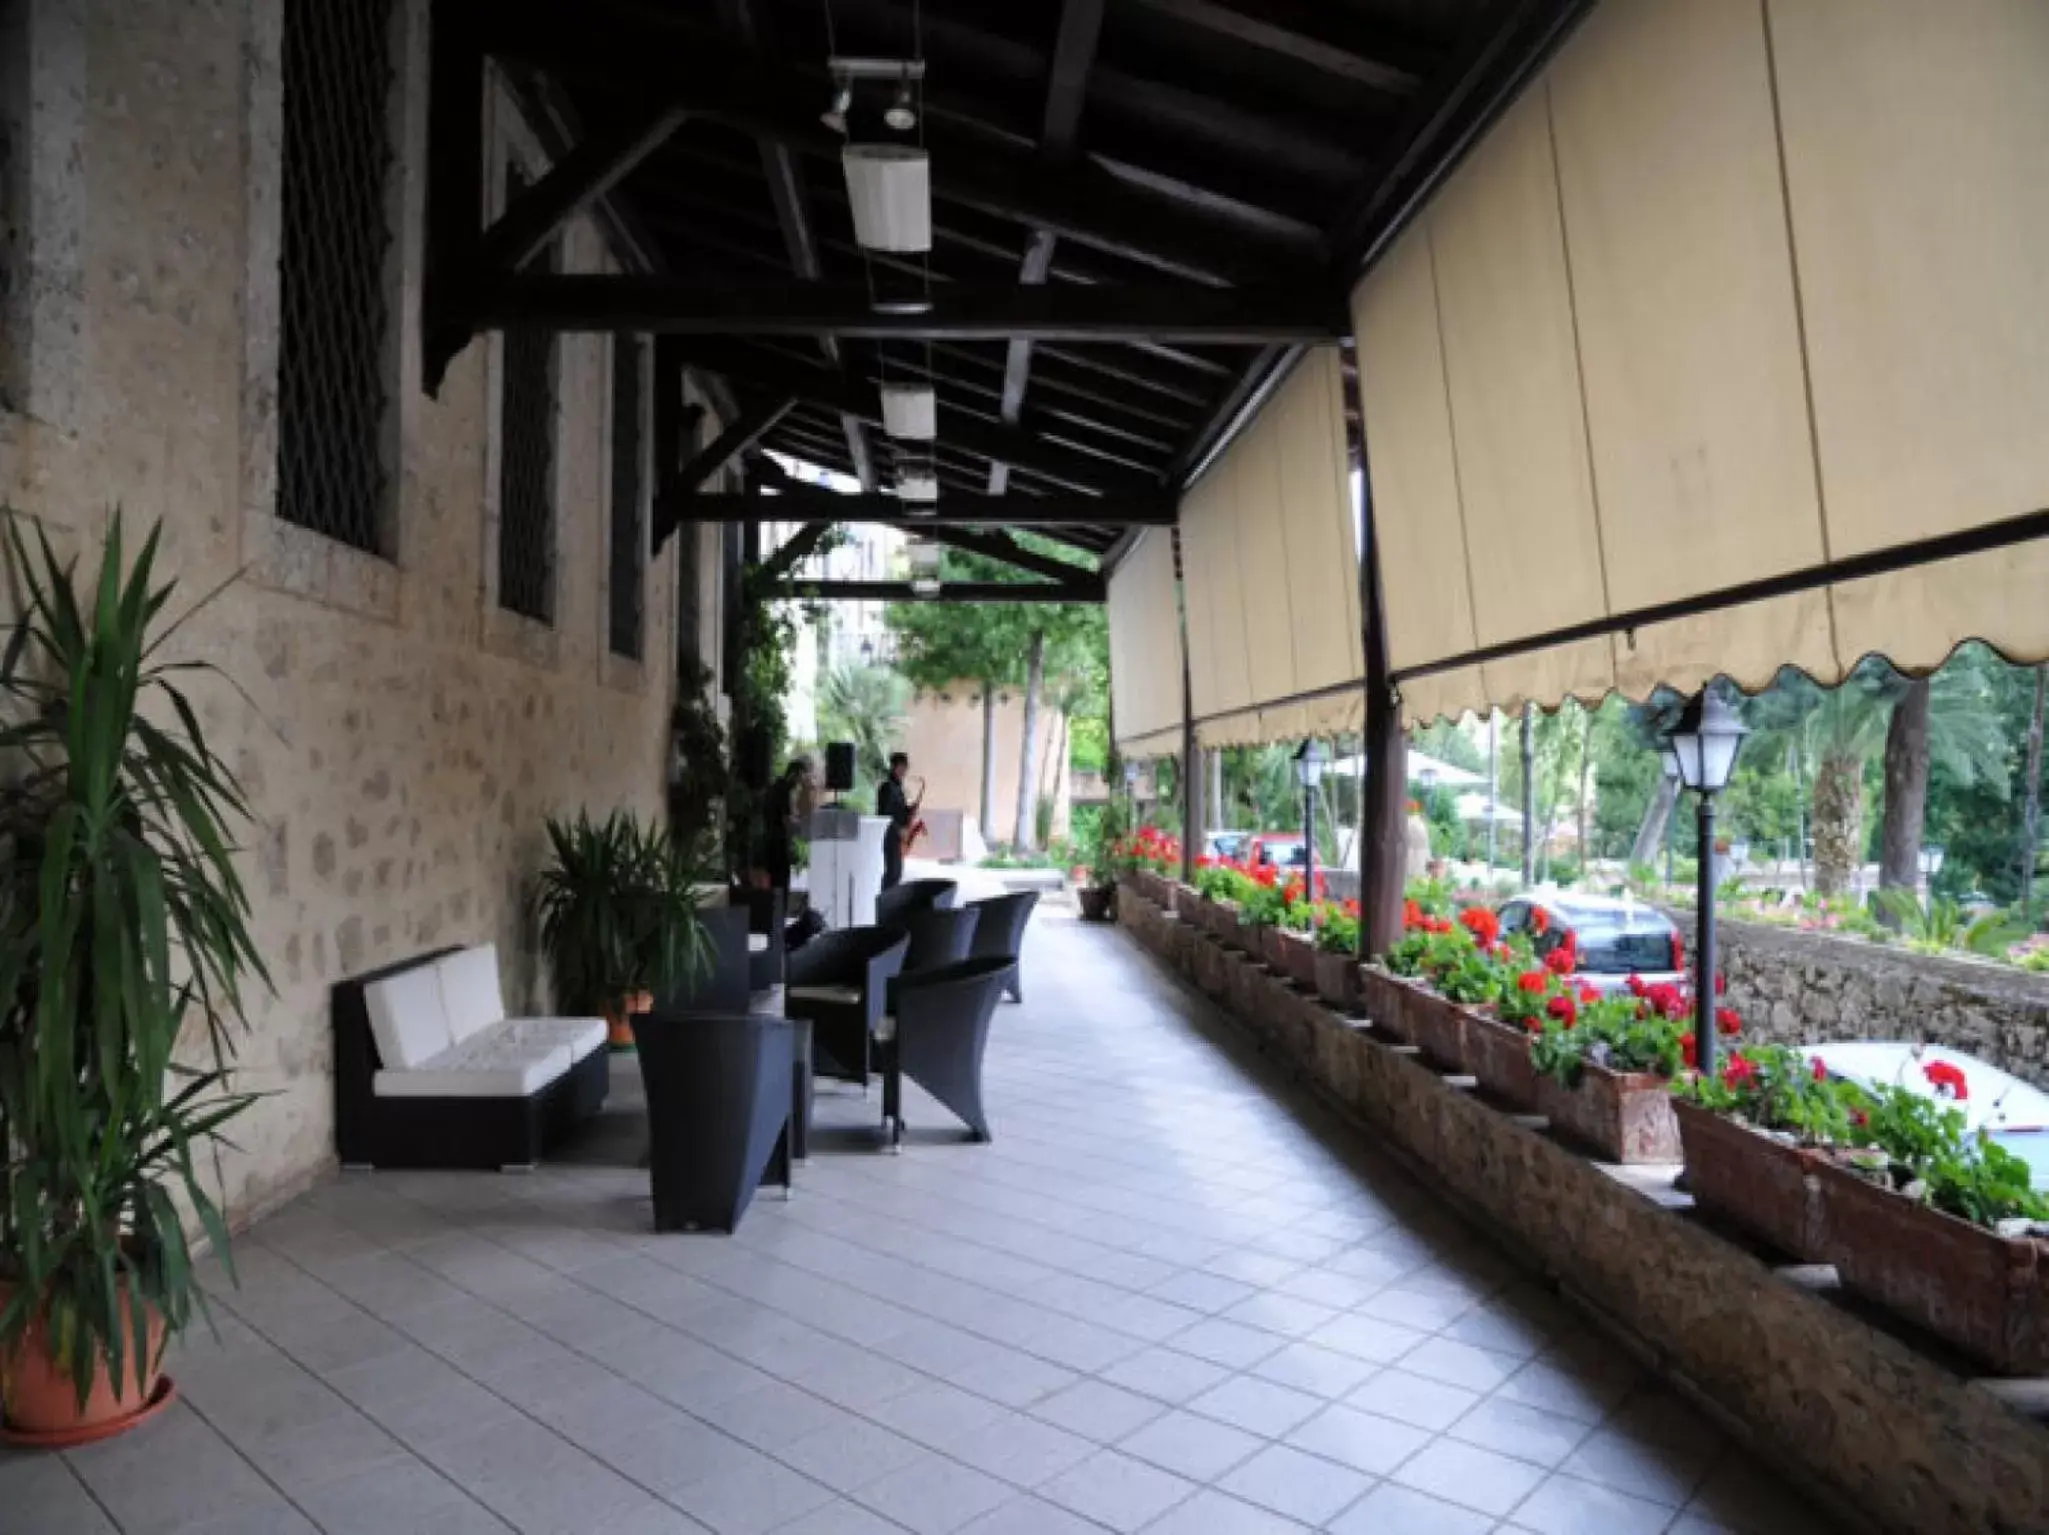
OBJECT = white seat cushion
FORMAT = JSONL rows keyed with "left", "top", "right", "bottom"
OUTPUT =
{"left": 874, "top": 1013, "right": 897, "bottom": 1042}
{"left": 372, "top": 1034, "right": 571, "bottom": 1099}
{"left": 364, "top": 965, "right": 454, "bottom": 1070}
{"left": 788, "top": 983, "right": 861, "bottom": 1006}
{"left": 435, "top": 945, "right": 508, "bottom": 1044}
{"left": 747, "top": 933, "right": 770, "bottom": 953}
{"left": 499, "top": 1016, "right": 608, "bottom": 1062}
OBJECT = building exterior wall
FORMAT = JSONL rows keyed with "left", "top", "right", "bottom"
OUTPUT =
{"left": 902, "top": 682, "right": 1071, "bottom": 849}
{"left": 0, "top": 0, "right": 719, "bottom": 1223}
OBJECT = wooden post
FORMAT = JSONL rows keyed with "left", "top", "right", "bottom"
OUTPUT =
{"left": 1345, "top": 353, "right": 1406, "bottom": 957}
{"left": 424, "top": 0, "right": 484, "bottom": 395}
{"left": 1179, "top": 525, "right": 1199, "bottom": 884}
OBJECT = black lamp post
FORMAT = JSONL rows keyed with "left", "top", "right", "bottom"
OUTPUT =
{"left": 1667, "top": 689, "right": 1749, "bottom": 1079}
{"left": 1295, "top": 739, "right": 1328, "bottom": 901}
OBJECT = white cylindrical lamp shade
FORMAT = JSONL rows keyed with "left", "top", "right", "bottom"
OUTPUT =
{"left": 880, "top": 384, "right": 937, "bottom": 440}
{"left": 843, "top": 145, "right": 932, "bottom": 253}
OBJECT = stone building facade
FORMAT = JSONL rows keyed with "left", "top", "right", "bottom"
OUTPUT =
{"left": 0, "top": 0, "right": 729, "bottom": 1221}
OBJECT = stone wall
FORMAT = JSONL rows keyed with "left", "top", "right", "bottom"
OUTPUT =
{"left": 1681, "top": 912, "right": 2049, "bottom": 1092}
{"left": 0, "top": 0, "right": 723, "bottom": 1223}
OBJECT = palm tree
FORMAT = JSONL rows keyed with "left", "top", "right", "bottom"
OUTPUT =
{"left": 1746, "top": 661, "right": 2007, "bottom": 898}
{"left": 817, "top": 662, "right": 909, "bottom": 790}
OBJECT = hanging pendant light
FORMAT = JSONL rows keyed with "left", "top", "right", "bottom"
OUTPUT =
{"left": 843, "top": 144, "right": 931, "bottom": 253}
{"left": 884, "top": 80, "right": 917, "bottom": 131}
{"left": 896, "top": 471, "right": 939, "bottom": 506}
{"left": 880, "top": 384, "right": 937, "bottom": 440}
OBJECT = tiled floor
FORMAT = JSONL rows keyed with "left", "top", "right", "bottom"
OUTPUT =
{"left": 1, "top": 906, "right": 1838, "bottom": 1534}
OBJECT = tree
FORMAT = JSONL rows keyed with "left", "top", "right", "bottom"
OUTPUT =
{"left": 816, "top": 662, "right": 908, "bottom": 790}
{"left": 2023, "top": 666, "right": 2047, "bottom": 916}
{"left": 1014, "top": 629, "right": 1046, "bottom": 850}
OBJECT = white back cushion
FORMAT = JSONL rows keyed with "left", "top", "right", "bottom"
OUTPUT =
{"left": 436, "top": 945, "right": 507, "bottom": 1044}
{"left": 364, "top": 965, "right": 454, "bottom": 1070}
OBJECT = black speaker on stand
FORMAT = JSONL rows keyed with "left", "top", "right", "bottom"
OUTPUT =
{"left": 740, "top": 727, "right": 773, "bottom": 791}
{"left": 824, "top": 741, "right": 855, "bottom": 802}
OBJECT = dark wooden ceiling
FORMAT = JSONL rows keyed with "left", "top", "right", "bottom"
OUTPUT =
{"left": 474, "top": 0, "right": 1590, "bottom": 566}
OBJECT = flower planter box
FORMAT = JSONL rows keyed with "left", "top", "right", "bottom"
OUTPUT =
{"left": 1356, "top": 965, "right": 1411, "bottom": 1041}
{"left": 1535, "top": 1062, "right": 1682, "bottom": 1163}
{"left": 1465, "top": 1014, "right": 1539, "bottom": 1110}
{"left": 1258, "top": 923, "right": 1290, "bottom": 972}
{"left": 1171, "top": 882, "right": 1202, "bottom": 921}
{"left": 1812, "top": 1158, "right": 2049, "bottom": 1375}
{"left": 1401, "top": 985, "right": 1470, "bottom": 1072}
{"left": 1313, "top": 950, "right": 1362, "bottom": 1012}
{"left": 1272, "top": 928, "right": 1319, "bottom": 991}
{"left": 1227, "top": 912, "right": 1262, "bottom": 957}
{"left": 1671, "top": 1100, "right": 1826, "bottom": 1262}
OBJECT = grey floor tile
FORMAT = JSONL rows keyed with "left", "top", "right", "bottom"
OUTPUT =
{"left": 852, "top": 1453, "right": 1015, "bottom": 1535}
{"left": 64, "top": 1404, "right": 288, "bottom": 1535}
{"left": 1344, "top": 1368, "right": 1481, "bottom": 1432}
{"left": 1491, "top": 1358, "right": 1635, "bottom": 1426}
{"left": 1325, "top": 1480, "right": 1495, "bottom": 1534}
{"left": 231, "top": 1409, "right": 412, "bottom": 1495}
{"left": 1098, "top": 1347, "right": 1233, "bottom": 1404}
{"left": 1038, "top": 1449, "right": 1196, "bottom": 1534}
{"left": 1216, "top": 1442, "right": 1375, "bottom": 1526}
{"left": 1444, "top": 1395, "right": 1594, "bottom": 1469}
{"left": 417, "top": 1417, "right": 660, "bottom": 1535}
{"left": 1184, "top": 1374, "right": 1323, "bottom": 1437}
{"left": 1281, "top": 1402, "right": 1432, "bottom": 1477}
{"left": 1307, "top": 1312, "right": 1428, "bottom": 1365}
{"left": 1389, "top": 1438, "right": 1548, "bottom": 1518}
{"left": 1393, "top": 1337, "right": 1523, "bottom": 1394}
{"left": 1217, "top": 1291, "right": 1342, "bottom": 1340}
{"left": 942, "top": 1413, "right": 1095, "bottom": 1488}
{"left": 1146, "top": 1271, "right": 1258, "bottom": 1314}
{"left": 665, "top": 1445, "right": 837, "bottom": 1535}
{"left": 1136, "top": 1487, "right": 1307, "bottom": 1533}
{"left": 1560, "top": 1426, "right": 1716, "bottom": 1508}
{"left": 0, "top": 1454, "right": 120, "bottom": 1535}
{"left": 866, "top": 1382, "right": 1011, "bottom": 1454}
{"left": 771, "top": 1500, "right": 911, "bottom": 1535}
{"left": 778, "top": 1413, "right": 929, "bottom": 1493}
{"left": 1681, "top": 1457, "right": 1834, "bottom": 1534}
{"left": 1027, "top": 1379, "right": 1167, "bottom": 1442}
{"left": 1117, "top": 1407, "right": 1264, "bottom": 1480}
{"left": 290, "top": 1459, "right": 513, "bottom": 1535}
{"left": 1162, "top": 1318, "right": 1283, "bottom": 1371}
{"left": 1245, "top": 1341, "right": 1380, "bottom": 1401}
{"left": 955, "top": 1494, "right": 1113, "bottom": 1535}
{"left": 1508, "top": 1470, "right": 1676, "bottom": 1534}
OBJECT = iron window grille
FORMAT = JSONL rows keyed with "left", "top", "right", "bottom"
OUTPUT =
{"left": 497, "top": 166, "right": 558, "bottom": 625}
{"left": 608, "top": 337, "right": 646, "bottom": 660}
{"left": 275, "top": 0, "right": 395, "bottom": 556}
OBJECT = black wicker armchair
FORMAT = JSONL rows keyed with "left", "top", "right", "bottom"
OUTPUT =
{"left": 786, "top": 925, "right": 908, "bottom": 1089}
{"left": 631, "top": 1011, "right": 794, "bottom": 1233}
{"left": 874, "top": 877, "right": 957, "bottom": 928}
{"left": 655, "top": 904, "right": 751, "bottom": 1014}
{"left": 730, "top": 885, "right": 788, "bottom": 992}
{"left": 964, "top": 891, "right": 1038, "bottom": 1002}
{"left": 876, "top": 955, "right": 1013, "bottom": 1148}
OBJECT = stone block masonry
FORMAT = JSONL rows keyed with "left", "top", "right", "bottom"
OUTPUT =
{"left": 1680, "top": 911, "right": 2049, "bottom": 1092}
{"left": 0, "top": 0, "right": 721, "bottom": 1226}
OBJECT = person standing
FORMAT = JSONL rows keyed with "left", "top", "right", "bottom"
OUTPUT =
{"left": 761, "top": 757, "right": 813, "bottom": 892}
{"left": 876, "top": 751, "right": 921, "bottom": 892}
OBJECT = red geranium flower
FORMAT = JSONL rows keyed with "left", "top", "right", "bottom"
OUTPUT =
{"left": 1458, "top": 907, "right": 1501, "bottom": 946}
{"left": 1543, "top": 946, "right": 1576, "bottom": 977}
{"left": 1403, "top": 899, "right": 1425, "bottom": 931}
{"left": 1715, "top": 1006, "right": 1742, "bottom": 1037}
{"left": 1811, "top": 1057, "right": 1828, "bottom": 1083}
{"left": 1578, "top": 985, "right": 1601, "bottom": 1006}
{"left": 1516, "top": 971, "right": 1548, "bottom": 995}
{"left": 1546, "top": 994, "right": 1578, "bottom": 1027}
{"left": 1625, "top": 973, "right": 1647, "bottom": 998}
{"left": 1850, "top": 1107, "right": 1870, "bottom": 1128}
{"left": 1721, "top": 1052, "right": 1758, "bottom": 1090}
{"left": 1680, "top": 1031, "right": 1698, "bottom": 1069}
{"left": 1714, "top": 972, "right": 1727, "bottom": 996}
{"left": 1923, "top": 1060, "right": 1969, "bottom": 1101}
{"left": 1671, "top": 931, "right": 1686, "bottom": 969}
{"left": 1342, "top": 899, "right": 1361, "bottom": 919}
{"left": 1529, "top": 906, "right": 1550, "bottom": 936}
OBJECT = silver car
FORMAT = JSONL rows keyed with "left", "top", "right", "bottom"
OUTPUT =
{"left": 1495, "top": 890, "right": 1688, "bottom": 996}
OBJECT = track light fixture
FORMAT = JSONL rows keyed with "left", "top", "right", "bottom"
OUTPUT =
{"left": 885, "top": 80, "right": 917, "bottom": 131}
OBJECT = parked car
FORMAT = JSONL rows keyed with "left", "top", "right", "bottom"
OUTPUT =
{"left": 1245, "top": 833, "right": 1307, "bottom": 872}
{"left": 1203, "top": 830, "right": 1252, "bottom": 863}
{"left": 1807, "top": 1041, "right": 2049, "bottom": 1192}
{"left": 1496, "top": 890, "right": 1686, "bottom": 996}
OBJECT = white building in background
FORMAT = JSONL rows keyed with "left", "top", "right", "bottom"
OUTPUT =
{"left": 763, "top": 456, "right": 907, "bottom": 748}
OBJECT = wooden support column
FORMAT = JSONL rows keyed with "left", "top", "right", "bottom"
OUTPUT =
{"left": 1346, "top": 352, "right": 1406, "bottom": 957}
{"left": 424, "top": 0, "right": 485, "bottom": 398}
{"left": 1177, "top": 526, "right": 1199, "bottom": 884}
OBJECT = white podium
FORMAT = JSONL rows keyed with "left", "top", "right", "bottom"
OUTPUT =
{"left": 807, "top": 809, "right": 889, "bottom": 929}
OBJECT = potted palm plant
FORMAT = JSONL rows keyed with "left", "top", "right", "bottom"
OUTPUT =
{"left": 535, "top": 810, "right": 712, "bottom": 1047}
{"left": 0, "top": 515, "right": 267, "bottom": 1443}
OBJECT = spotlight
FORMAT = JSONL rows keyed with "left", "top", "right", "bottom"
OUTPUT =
{"left": 821, "top": 79, "right": 853, "bottom": 135}
{"left": 884, "top": 81, "right": 917, "bottom": 131}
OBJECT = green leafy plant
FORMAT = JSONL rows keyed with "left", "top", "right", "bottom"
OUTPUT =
{"left": 1671, "top": 1043, "right": 1865, "bottom": 1145}
{"left": 666, "top": 661, "right": 727, "bottom": 853}
{"left": 534, "top": 811, "right": 713, "bottom": 1016}
{"left": 1314, "top": 906, "right": 1359, "bottom": 954}
{"left": 1841, "top": 1083, "right": 2049, "bottom": 1227}
{"left": 0, "top": 513, "right": 270, "bottom": 1409}
{"left": 1873, "top": 889, "right": 2029, "bottom": 957}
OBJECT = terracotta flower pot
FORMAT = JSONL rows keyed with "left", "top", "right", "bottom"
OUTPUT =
{"left": 1811, "top": 1157, "right": 2049, "bottom": 1374}
{"left": 1356, "top": 965, "right": 1411, "bottom": 1041}
{"left": 604, "top": 989, "right": 654, "bottom": 1050}
{"left": 1401, "top": 985, "right": 1470, "bottom": 1072}
{"left": 1535, "top": 1061, "right": 1682, "bottom": 1163}
{"left": 1465, "top": 1013, "right": 1539, "bottom": 1110}
{"left": 0, "top": 1283, "right": 166, "bottom": 1440}
{"left": 1313, "top": 949, "right": 1361, "bottom": 1012}
{"left": 1273, "top": 929, "right": 1320, "bottom": 991}
{"left": 1671, "top": 1100, "right": 1826, "bottom": 1261}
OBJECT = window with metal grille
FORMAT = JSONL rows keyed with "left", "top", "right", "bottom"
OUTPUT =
{"left": 275, "top": 0, "right": 394, "bottom": 556}
{"left": 497, "top": 166, "right": 557, "bottom": 624}
{"left": 608, "top": 337, "right": 646, "bottom": 660}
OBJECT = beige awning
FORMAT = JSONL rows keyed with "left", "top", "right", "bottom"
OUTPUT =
{"left": 1180, "top": 347, "right": 1364, "bottom": 747}
{"left": 1105, "top": 527, "right": 1186, "bottom": 758}
{"left": 1352, "top": 0, "right": 2049, "bottom": 726}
